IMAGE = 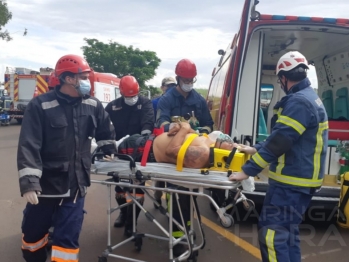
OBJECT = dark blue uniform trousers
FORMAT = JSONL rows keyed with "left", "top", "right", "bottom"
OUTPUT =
{"left": 21, "top": 196, "right": 85, "bottom": 262}
{"left": 258, "top": 184, "right": 313, "bottom": 262}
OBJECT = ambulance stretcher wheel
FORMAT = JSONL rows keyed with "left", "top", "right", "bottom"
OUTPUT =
{"left": 98, "top": 256, "right": 107, "bottom": 262}
{"left": 220, "top": 214, "right": 234, "bottom": 228}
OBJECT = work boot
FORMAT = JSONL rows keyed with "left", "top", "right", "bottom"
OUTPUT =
{"left": 114, "top": 197, "right": 127, "bottom": 228}
{"left": 124, "top": 201, "right": 143, "bottom": 237}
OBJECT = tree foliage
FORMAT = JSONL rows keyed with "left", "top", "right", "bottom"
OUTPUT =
{"left": 81, "top": 38, "right": 161, "bottom": 91}
{"left": 0, "top": 1, "right": 13, "bottom": 41}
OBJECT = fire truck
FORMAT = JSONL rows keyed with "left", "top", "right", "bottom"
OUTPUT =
{"left": 3, "top": 68, "right": 120, "bottom": 124}
{"left": 4, "top": 67, "right": 50, "bottom": 124}
{"left": 207, "top": 0, "right": 349, "bottom": 208}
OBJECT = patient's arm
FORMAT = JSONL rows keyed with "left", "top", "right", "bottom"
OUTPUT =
{"left": 165, "top": 122, "right": 194, "bottom": 158}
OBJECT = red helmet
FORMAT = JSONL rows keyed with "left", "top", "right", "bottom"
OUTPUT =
{"left": 55, "top": 54, "right": 91, "bottom": 77}
{"left": 48, "top": 71, "right": 60, "bottom": 88}
{"left": 175, "top": 59, "right": 197, "bottom": 78}
{"left": 119, "top": 76, "right": 139, "bottom": 96}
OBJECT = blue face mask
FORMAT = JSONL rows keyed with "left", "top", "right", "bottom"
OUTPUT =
{"left": 77, "top": 79, "right": 91, "bottom": 96}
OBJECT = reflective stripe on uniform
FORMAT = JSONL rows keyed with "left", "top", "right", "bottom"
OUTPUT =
{"left": 313, "top": 121, "right": 328, "bottom": 180}
{"left": 275, "top": 154, "right": 285, "bottom": 175}
{"left": 269, "top": 171, "right": 323, "bottom": 187}
{"left": 51, "top": 245, "right": 79, "bottom": 262}
{"left": 41, "top": 99, "right": 59, "bottom": 110}
{"left": 126, "top": 193, "right": 145, "bottom": 203}
{"left": 276, "top": 115, "right": 306, "bottom": 135}
{"left": 82, "top": 98, "right": 97, "bottom": 107}
{"left": 19, "top": 167, "right": 42, "bottom": 178}
{"left": 251, "top": 152, "right": 268, "bottom": 169}
{"left": 266, "top": 229, "right": 277, "bottom": 262}
{"left": 22, "top": 233, "right": 48, "bottom": 252}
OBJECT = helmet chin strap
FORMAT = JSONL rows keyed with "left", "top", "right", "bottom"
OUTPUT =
{"left": 280, "top": 77, "right": 288, "bottom": 94}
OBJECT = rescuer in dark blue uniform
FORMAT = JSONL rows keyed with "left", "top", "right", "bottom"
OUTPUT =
{"left": 229, "top": 51, "right": 328, "bottom": 262}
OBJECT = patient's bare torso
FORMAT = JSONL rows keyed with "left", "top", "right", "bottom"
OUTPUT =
{"left": 153, "top": 133, "right": 212, "bottom": 168}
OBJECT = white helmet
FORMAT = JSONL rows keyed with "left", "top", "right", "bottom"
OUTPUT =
{"left": 3, "top": 89, "right": 8, "bottom": 96}
{"left": 276, "top": 51, "right": 309, "bottom": 75}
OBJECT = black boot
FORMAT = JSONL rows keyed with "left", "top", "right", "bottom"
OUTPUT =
{"left": 114, "top": 197, "right": 127, "bottom": 228}
{"left": 124, "top": 202, "right": 143, "bottom": 237}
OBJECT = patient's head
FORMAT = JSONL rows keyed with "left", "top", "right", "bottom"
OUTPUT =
{"left": 214, "top": 133, "right": 237, "bottom": 150}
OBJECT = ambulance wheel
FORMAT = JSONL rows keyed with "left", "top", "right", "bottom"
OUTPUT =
{"left": 220, "top": 214, "right": 234, "bottom": 228}
{"left": 242, "top": 199, "right": 255, "bottom": 212}
{"left": 98, "top": 257, "right": 107, "bottom": 262}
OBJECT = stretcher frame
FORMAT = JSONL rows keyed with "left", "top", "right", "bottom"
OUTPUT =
{"left": 91, "top": 154, "right": 254, "bottom": 262}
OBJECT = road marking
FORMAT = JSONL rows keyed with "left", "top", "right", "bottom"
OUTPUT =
{"left": 146, "top": 183, "right": 262, "bottom": 260}
{"left": 200, "top": 216, "right": 261, "bottom": 260}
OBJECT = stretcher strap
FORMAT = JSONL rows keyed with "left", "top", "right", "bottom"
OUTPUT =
{"left": 141, "top": 135, "right": 155, "bottom": 166}
{"left": 176, "top": 133, "right": 198, "bottom": 171}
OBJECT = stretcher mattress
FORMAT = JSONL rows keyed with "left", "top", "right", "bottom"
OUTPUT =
{"left": 91, "top": 159, "right": 255, "bottom": 191}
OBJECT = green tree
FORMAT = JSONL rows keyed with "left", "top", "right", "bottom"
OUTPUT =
{"left": 81, "top": 38, "right": 161, "bottom": 91}
{"left": 0, "top": 1, "right": 12, "bottom": 41}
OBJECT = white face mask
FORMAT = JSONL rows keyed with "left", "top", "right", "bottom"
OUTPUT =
{"left": 77, "top": 79, "right": 91, "bottom": 96}
{"left": 180, "top": 83, "right": 194, "bottom": 92}
{"left": 124, "top": 96, "right": 139, "bottom": 106}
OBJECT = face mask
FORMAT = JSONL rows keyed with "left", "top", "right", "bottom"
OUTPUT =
{"left": 77, "top": 79, "right": 91, "bottom": 96}
{"left": 124, "top": 96, "right": 139, "bottom": 106}
{"left": 180, "top": 83, "right": 193, "bottom": 92}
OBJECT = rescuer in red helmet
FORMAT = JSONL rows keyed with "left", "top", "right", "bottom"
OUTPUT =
{"left": 155, "top": 58, "right": 214, "bottom": 253}
{"left": 105, "top": 75, "right": 154, "bottom": 236}
{"left": 17, "top": 54, "right": 116, "bottom": 262}
{"left": 156, "top": 58, "right": 213, "bottom": 134}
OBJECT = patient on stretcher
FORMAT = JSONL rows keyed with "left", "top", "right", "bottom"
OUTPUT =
{"left": 116, "top": 122, "right": 238, "bottom": 169}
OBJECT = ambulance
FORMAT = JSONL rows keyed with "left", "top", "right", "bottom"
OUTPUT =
{"left": 207, "top": 0, "right": 349, "bottom": 208}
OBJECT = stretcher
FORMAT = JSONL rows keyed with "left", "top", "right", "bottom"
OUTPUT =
{"left": 91, "top": 153, "right": 255, "bottom": 262}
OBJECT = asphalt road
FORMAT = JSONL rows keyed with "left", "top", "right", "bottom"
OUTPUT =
{"left": 1, "top": 123, "right": 349, "bottom": 262}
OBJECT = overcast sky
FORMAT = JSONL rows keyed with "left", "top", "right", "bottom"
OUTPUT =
{"left": 1, "top": 0, "right": 349, "bottom": 89}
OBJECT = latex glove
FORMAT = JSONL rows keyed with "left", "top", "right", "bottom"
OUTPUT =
{"left": 23, "top": 191, "right": 40, "bottom": 205}
{"left": 236, "top": 144, "right": 257, "bottom": 155}
{"left": 103, "top": 154, "right": 114, "bottom": 161}
{"left": 229, "top": 171, "right": 249, "bottom": 181}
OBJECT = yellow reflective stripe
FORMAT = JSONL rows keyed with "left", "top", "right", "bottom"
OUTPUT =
{"left": 173, "top": 231, "right": 184, "bottom": 237}
{"left": 266, "top": 229, "right": 277, "bottom": 262}
{"left": 276, "top": 115, "right": 305, "bottom": 134}
{"left": 269, "top": 171, "right": 323, "bottom": 187}
{"left": 251, "top": 152, "right": 268, "bottom": 168}
{"left": 176, "top": 134, "right": 198, "bottom": 171}
{"left": 275, "top": 154, "right": 285, "bottom": 174}
{"left": 313, "top": 121, "right": 329, "bottom": 180}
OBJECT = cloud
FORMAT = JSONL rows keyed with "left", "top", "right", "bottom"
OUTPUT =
{"left": 0, "top": 0, "right": 348, "bottom": 89}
